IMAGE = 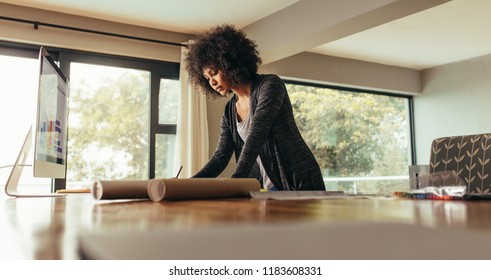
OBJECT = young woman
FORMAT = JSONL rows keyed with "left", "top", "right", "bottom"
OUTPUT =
{"left": 185, "top": 24, "right": 325, "bottom": 191}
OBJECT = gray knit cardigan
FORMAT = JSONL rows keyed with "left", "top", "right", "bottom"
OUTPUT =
{"left": 193, "top": 74, "right": 325, "bottom": 190}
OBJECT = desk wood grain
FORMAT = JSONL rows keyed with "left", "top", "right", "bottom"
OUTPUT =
{"left": 2, "top": 194, "right": 491, "bottom": 259}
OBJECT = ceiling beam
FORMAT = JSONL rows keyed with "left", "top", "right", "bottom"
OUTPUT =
{"left": 244, "top": 0, "right": 452, "bottom": 65}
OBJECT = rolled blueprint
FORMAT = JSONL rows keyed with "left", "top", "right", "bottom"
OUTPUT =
{"left": 147, "top": 178, "right": 260, "bottom": 201}
{"left": 92, "top": 180, "right": 150, "bottom": 200}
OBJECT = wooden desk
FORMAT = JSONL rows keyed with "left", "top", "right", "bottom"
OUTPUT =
{"left": 2, "top": 193, "right": 491, "bottom": 259}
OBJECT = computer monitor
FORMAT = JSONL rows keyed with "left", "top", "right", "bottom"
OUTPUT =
{"left": 33, "top": 46, "right": 69, "bottom": 179}
{"left": 4, "top": 46, "right": 69, "bottom": 197}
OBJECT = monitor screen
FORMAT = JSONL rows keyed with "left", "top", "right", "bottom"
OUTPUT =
{"left": 33, "top": 46, "right": 69, "bottom": 179}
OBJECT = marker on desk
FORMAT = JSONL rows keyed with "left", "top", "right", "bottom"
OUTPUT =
{"left": 175, "top": 165, "right": 183, "bottom": 178}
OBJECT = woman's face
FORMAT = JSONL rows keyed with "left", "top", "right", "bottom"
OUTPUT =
{"left": 202, "top": 66, "right": 232, "bottom": 96}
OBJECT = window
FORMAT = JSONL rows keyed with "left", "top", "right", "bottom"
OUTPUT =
{"left": 67, "top": 63, "right": 151, "bottom": 185}
{"left": 0, "top": 43, "right": 179, "bottom": 190}
{"left": 155, "top": 78, "right": 179, "bottom": 178}
{"left": 286, "top": 82, "right": 413, "bottom": 194}
{"left": 62, "top": 51, "right": 179, "bottom": 189}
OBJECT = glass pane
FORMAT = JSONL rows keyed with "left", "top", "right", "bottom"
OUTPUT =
{"left": 0, "top": 54, "right": 52, "bottom": 191}
{"left": 67, "top": 63, "right": 150, "bottom": 188}
{"left": 155, "top": 134, "right": 176, "bottom": 178}
{"left": 159, "top": 78, "right": 179, "bottom": 124}
{"left": 286, "top": 83, "right": 411, "bottom": 194}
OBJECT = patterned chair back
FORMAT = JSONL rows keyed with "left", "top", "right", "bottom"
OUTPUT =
{"left": 429, "top": 133, "right": 491, "bottom": 194}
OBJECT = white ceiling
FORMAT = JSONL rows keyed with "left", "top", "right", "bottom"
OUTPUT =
{"left": 313, "top": 0, "right": 491, "bottom": 70}
{"left": 1, "top": 0, "right": 489, "bottom": 70}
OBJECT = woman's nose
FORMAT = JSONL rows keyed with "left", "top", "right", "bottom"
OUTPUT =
{"left": 209, "top": 78, "right": 217, "bottom": 86}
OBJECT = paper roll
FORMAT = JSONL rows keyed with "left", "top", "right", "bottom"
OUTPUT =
{"left": 147, "top": 178, "right": 260, "bottom": 201}
{"left": 92, "top": 180, "right": 151, "bottom": 200}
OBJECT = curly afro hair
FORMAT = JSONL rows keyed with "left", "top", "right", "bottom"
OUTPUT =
{"left": 184, "top": 24, "right": 262, "bottom": 99}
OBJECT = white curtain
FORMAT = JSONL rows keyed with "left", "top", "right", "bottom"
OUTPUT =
{"left": 175, "top": 45, "right": 209, "bottom": 178}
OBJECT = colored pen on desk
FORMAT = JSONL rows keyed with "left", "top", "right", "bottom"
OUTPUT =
{"left": 175, "top": 166, "right": 183, "bottom": 178}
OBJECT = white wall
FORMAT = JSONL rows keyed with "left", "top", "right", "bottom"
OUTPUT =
{"left": 414, "top": 53, "right": 491, "bottom": 164}
{"left": 260, "top": 52, "right": 421, "bottom": 95}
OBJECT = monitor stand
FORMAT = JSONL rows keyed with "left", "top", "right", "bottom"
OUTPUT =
{"left": 4, "top": 127, "right": 65, "bottom": 198}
